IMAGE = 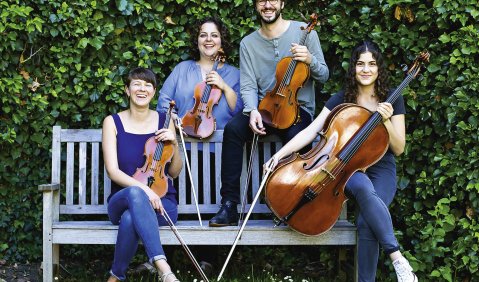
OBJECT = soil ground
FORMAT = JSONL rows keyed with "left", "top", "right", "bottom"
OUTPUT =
{"left": 0, "top": 260, "right": 41, "bottom": 282}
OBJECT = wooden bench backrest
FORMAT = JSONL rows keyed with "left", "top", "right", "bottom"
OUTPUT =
{"left": 51, "top": 126, "right": 283, "bottom": 216}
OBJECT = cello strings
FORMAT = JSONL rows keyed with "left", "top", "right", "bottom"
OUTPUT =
{"left": 340, "top": 74, "right": 414, "bottom": 163}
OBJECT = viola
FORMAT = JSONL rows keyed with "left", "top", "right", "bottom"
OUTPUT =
{"left": 182, "top": 49, "right": 226, "bottom": 139}
{"left": 264, "top": 52, "right": 430, "bottom": 236}
{"left": 258, "top": 13, "right": 318, "bottom": 129}
{"left": 132, "top": 101, "right": 175, "bottom": 197}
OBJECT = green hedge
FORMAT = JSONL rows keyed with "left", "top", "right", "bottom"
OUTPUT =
{"left": 1, "top": 0, "right": 478, "bottom": 280}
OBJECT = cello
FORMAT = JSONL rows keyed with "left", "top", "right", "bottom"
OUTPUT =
{"left": 258, "top": 13, "right": 318, "bottom": 129}
{"left": 264, "top": 52, "right": 430, "bottom": 236}
{"left": 182, "top": 49, "right": 226, "bottom": 139}
{"left": 132, "top": 101, "right": 175, "bottom": 197}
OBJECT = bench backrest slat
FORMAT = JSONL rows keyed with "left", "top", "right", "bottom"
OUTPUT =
{"left": 91, "top": 142, "right": 100, "bottom": 205}
{"left": 66, "top": 142, "right": 75, "bottom": 205}
{"left": 79, "top": 142, "right": 87, "bottom": 205}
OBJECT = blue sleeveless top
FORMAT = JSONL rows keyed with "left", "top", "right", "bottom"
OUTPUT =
{"left": 108, "top": 112, "right": 177, "bottom": 203}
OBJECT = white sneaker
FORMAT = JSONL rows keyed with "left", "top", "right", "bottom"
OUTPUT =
{"left": 393, "top": 257, "right": 418, "bottom": 282}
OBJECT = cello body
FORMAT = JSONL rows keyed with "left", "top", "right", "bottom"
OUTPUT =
{"left": 264, "top": 104, "right": 389, "bottom": 236}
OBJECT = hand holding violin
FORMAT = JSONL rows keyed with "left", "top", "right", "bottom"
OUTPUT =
{"left": 205, "top": 70, "right": 226, "bottom": 90}
{"left": 291, "top": 43, "right": 313, "bottom": 65}
{"left": 154, "top": 128, "right": 178, "bottom": 146}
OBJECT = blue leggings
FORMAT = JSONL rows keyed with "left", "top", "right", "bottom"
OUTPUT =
{"left": 107, "top": 186, "right": 178, "bottom": 280}
{"left": 345, "top": 162, "right": 399, "bottom": 282}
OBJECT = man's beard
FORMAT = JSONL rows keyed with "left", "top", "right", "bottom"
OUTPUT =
{"left": 258, "top": 7, "right": 282, "bottom": 24}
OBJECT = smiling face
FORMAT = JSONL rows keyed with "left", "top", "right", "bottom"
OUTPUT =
{"left": 126, "top": 79, "right": 156, "bottom": 106}
{"left": 197, "top": 22, "right": 222, "bottom": 59}
{"left": 355, "top": 51, "right": 379, "bottom": 87}
{"left": 256, "top": 0, "right": 284, "bottom": 24}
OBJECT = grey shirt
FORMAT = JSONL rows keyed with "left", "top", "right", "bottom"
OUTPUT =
{"left": 239, "top": 20, "right": 329, "bottom": 117}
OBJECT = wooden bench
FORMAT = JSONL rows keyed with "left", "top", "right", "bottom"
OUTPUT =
{"left": 39, "top": 125, "right": 357, "bottom": 281}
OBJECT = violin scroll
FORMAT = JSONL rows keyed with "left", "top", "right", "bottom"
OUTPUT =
{"left": 211, "top": 48, "right": 226, "bottom": 64}
{"left": 300, "top": 13, "right": 318, "bottom": 32}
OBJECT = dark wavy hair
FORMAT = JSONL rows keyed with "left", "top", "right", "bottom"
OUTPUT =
{"left": 125, "top": 67, "right": 157, "bottom": 89}
{"left": 344, "top": 40, "right": 390, "bottom": 103}
{"left": 189, "top": 17, "right": 230, "bottom": 61}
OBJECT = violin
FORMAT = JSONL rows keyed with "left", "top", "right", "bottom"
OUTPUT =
{"left": 132, "top": 101, "right": 176, "bottom": 197}
{"left": 258, "top": 13, "right": 318, "bottom": 129}
{"left": 264, "top": 52, "right": 430, "bottom": 236}
{"left": 182, "top": 49, "right": 226, "bottom": 139}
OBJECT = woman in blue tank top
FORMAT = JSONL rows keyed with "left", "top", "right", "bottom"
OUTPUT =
{"left": 102, "top": 67, "right": 182, "bottom": 282}
{"left": 264, "top": 41, "right": 418, "bottom": 282}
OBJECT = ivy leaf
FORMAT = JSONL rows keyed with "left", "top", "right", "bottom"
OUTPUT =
{"left": 89, "top": 37, "right": 104, "bottom": 50}
{"left": 116, "top": 0, "right": 127, "bottom": 11}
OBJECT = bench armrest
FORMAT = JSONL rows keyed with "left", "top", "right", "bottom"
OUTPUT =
{"left": 38, "top": 183, "right": 60, "bottom": 192}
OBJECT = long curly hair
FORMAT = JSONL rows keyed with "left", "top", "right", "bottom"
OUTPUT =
{"left": 344, "top": 40, "right": 390, "bottom": 103}
{"left": 189, "top": 17, "right": 230, "bottom": 61}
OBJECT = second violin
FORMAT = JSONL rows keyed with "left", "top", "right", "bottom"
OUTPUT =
{"left": 182, "top": 50, "right": 226, "bottom": 139}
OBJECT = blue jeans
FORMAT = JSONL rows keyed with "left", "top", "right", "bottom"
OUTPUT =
{"left": 220, "top": 108, "right": 313, "bottom": 204}
{"left": 107, "top": 186, "right": 178, "bottom": 280}
{"left": 345, "top": 155, "right": 399, "bottom": 282}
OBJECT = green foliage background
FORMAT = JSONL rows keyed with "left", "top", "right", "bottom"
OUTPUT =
{"left": 1, "top": 0, "right": 478, "bottom": 281}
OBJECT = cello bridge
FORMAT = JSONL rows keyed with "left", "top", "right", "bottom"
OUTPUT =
{"left": 321, "top": 168, "right": 335, "bottom": 180}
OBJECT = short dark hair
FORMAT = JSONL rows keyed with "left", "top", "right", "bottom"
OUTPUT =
{"left": 190, "top": 17, "right": 230, "bottom": 60}
{"left": 125, "top": 67, "right": 157, "bottom": 89}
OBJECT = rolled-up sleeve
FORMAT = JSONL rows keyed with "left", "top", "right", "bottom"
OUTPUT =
{"left": 306, "top": 30, "right": 329, "bottom": 83}
{"left": 239, "top": 41, "right": 259, "bottom": 114}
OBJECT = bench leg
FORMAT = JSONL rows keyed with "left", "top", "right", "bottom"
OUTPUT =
{"left": 43, "top": 239, "right": 53, "bottom": 282}
{"left": 338, "top": 247, "right": 347, "bottom": 281}
{"left": 42, "top": 189, "right": 60, "bottom": 281}
{"left": 42, "top": 239, "right": 59, "bottom": 281}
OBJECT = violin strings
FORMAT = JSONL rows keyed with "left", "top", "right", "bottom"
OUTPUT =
{"left": 276, "top": 30, "right": 307, "bottom": 97}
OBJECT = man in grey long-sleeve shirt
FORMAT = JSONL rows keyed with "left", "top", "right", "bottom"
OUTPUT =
{"left": 209, "top": 0, "right": 329, "bottom": 227}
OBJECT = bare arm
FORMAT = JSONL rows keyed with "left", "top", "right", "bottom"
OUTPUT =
{"left": 383, "top": 114, "right": 405, "bottom": 156}
{"left": 376, "top": 102, "right": 406, "bottom": 156}
{"left": 158, "top": 118, "right": 182, "bottom": 178}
